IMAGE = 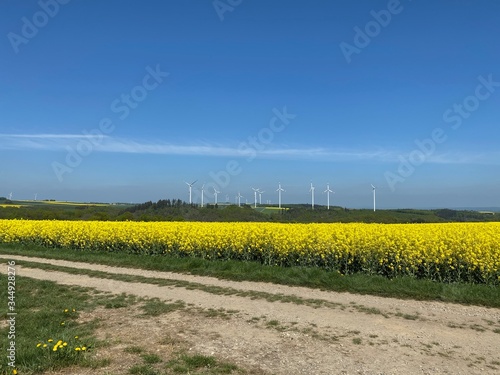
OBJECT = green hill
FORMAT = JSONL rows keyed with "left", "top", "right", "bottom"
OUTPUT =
{"left": 1, "top": 198, "right": 498, "bottom": 223}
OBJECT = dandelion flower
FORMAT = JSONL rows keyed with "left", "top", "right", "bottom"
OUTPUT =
{"left": 43, "top": 344, "right": 48, "bottom": 348}
{"left": 12, "top": 369, "right": 18, "bottom": 375}
{"left": 63, "top": 342, "right": 68, "bottom": 346}
{"left": 60, "top": 322, "right": 65, "bottom": 326}
{"left": 64, "top": 309, "right": 69, "bottom": 313}
{"left": 74, "top": 336, "right": 79, "bottom": 339}
{"left": 75, "top": 347, "right": 81, "bottom": 351}
{"left": 36, "top": 343, "right": 42, "bottom": 348}
{"left": 48, "top": 339, "right": 53, "bottom": 342}
{"left": 82, "top": 346, "right": 87, "bottom": 351}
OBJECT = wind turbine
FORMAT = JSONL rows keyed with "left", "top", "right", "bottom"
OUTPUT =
{"left": 309, "top": 182, "right": 315, "bottom": 210}
{"left": 201, "top": 183, "right": 205, "bottom": 207}
{"left": 251, "top": 187, "right": 259, "bottom": 208}
{"left": 213, "top": 187, "right": 220, "bottom": 204}
{"left": 258, "top": 190, "right": 264, "bottom": 205}
{"left": 8, "top": 192, "right": 12, "bottom": 200}
{"left": 34, "top": 193, "right": 38, "bottom": 201}
{"left": 185, "top": 180, "right": 197, "bottom": 204}
{"left": 324, "top": 183, "right": 334, "bottom": 210}
{"left": 371, "top": 184, "right": 376, "bottom": 212}
{"left": 237, "top": 192, "right": 243, "bottom": 207}
{"left": 276, "top": 183, "right": 285, "bottom": 209}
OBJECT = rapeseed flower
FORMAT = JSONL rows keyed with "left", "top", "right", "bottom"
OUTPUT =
{"left": 1, "top": 219, "right": 498, "bottom": 284}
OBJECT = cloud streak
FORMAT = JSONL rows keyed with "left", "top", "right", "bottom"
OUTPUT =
{"left": 0, "top": 133, "right": 498, "bottom": 165}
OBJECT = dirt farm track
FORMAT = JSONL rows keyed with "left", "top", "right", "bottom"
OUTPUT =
{"left": 2, "top": 255, "right": 500, "bottom": 375}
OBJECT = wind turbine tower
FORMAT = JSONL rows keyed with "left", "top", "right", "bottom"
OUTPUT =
{"left": 258, "top": 190, "right": 264, "bottom": 205}
{"left": 276, "top": 183, "right": 285, "bottom": 209}
{"left": 8, "top": 192, "right": 12, "bottom": 201}
{"left": 324, "top": 183, "right": 334, "bottom": 210}
{"left": 201, "top": 184, "right": 205, "bottom": 207}
{"left": 371, "top": 184, "right": 376, "bottom": 212}
{"left": 34, "top": 193, "right": 38, "bottom": 201}
{"left": 185, "top": 180, "right": 197, "bottom": 204}
{"left": 251, "top": 187, "right": 259, "bottom": 208}
{"left": 213, "top": 187, "right": 220, "bottom": 204}
{"left": 309, "top": 182, "right": 315, "bottom": 210}
{"left": 237, "top": 192, "right": 243, "bottom": 207}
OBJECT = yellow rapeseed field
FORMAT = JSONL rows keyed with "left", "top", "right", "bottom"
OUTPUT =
{"left": 0, "top": 220, "right": 499, "bottom": 284}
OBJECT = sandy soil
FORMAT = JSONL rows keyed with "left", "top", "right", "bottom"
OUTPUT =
{"left": 2, "top": 254, "right": 500, "bottom": 374}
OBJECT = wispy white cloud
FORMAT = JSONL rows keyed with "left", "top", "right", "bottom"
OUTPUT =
{"left": 0, "top": 134, "right": 97, "bottom": 138}
{"left": 424, "top": 153, "right": 485, "bottom": 165}
{"left": 94, "top": 137, "right": 396, "bottom": 161}
{"left": 0, "top": 133, "right": 107, "bottom": 151}
{"left": 0, "top": 133, "right": 498, "bottom": 165}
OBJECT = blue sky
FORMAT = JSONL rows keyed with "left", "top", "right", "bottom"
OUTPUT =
{"left": 1, "top": 0, "right": 499, "bottom": 208}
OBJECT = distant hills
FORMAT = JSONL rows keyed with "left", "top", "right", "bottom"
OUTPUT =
{"left": 1, "top": 198, "right": 499, "bottom": 223}
{"left": 451, "top": 207, "right": 500, "bottom": 213}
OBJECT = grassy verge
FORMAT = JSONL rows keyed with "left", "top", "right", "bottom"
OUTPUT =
{"left": 0, "top": 275, "right": 102, "bottom": 375}
{"left": 1, "top": 244, "right": 499, "bottom": 308}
